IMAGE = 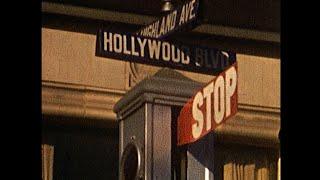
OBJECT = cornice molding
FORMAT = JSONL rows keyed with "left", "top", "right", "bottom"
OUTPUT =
{"left": 42, "top": 80, "right": 279, "bottom": 148}
{"left": 42, "top": 80, "right": 279, "bottom": 120}
{"left": 42, "top": 80, "right": 125, "bottom": 120}
{"left": 215, "top": 109, "right": 280, "bottom": 148}
{"left": 42, "top": 2, "right": 279, "bottom": 43}
{"left": 42, "top": 2, "right": 156, "bottom": 26}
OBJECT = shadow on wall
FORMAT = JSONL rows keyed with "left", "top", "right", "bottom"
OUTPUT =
{"left": 42, "top": 115, "right": 119, "bottom": 180}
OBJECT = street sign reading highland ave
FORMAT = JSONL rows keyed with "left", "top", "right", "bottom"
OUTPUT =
{"left": 96, "top": 0, "right": 236, "bottom": 75}
{"left": 137, "top": 0, "right": 200, "bottom": 39}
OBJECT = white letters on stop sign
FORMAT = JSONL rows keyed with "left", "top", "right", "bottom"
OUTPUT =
{"left": 192, "top": 92, "right": 204, "bottom": 139}
{"left": 225, "top": 66, "right": 237, "bottom": 118}
{"left": 192, "top": 66, "right": 237, "bottom": 139}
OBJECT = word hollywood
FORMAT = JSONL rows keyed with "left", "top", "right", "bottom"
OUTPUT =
{"left": 137, "top": 0, "right": 200, "bottom": 38}
{"left": 96, "top": 31, "right": 236, "bottom": 75}
{"left": 177, "top": 63, "right": 238, "bottom": 145}
{"left": 102, "top": 32, "right": 190, "bottom": 64}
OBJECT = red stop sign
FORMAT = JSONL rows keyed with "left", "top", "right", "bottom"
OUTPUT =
{"left": 177, "top": 62, "right": 238, "bottom": 146}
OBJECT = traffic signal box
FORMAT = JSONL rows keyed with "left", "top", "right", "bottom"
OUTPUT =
{"left": 114, "top": 68, "right": 216, "bottom": 180}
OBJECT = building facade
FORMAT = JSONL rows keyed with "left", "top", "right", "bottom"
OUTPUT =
{"left": 41, "top": 0, "right": 280, "bottom": 179}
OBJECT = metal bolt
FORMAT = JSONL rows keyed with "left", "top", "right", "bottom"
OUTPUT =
{"left": 162, "top": 0, "right": 174, "bottom": 12}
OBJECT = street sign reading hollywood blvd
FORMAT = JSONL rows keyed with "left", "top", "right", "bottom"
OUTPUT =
{"left": 96, "top": 31, "right": 236, "bottom": 75}
{"left": 96, "top": 0, "right": 236, "bottom": 75}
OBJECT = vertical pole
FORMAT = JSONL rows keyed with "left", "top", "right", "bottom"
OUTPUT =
{"left": 187, "top": 133, "right": 214, "bottom": 180}
{"left": 152, "top": 105, "right": 172, "bottom": 179}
